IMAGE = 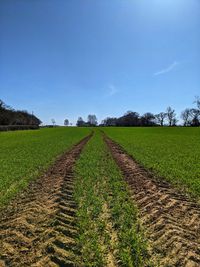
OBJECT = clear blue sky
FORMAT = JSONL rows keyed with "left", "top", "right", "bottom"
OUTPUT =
{"left": 0, "top": 0, "right": 199, "bottom": 125}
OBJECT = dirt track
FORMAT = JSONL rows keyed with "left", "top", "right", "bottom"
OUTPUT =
{"left": 0, "top": 135, "right": 91, "bottom": 267}
{"left": 105, "top": 136, "right": 200, "bottom": 267}
{"left": 1, "top": 133, "right": 200, "bottom": 267}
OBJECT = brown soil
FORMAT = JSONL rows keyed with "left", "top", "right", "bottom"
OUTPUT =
{"left": 0, "top": 134, "right": 91, "bottom": 267}
{"left": 101, "top": 202, "right": 118, "bottom": 267}
{"left": 105, "top": 136, "right": 200, "bottom": 267}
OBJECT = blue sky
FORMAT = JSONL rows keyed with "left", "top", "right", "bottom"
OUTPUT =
{"left": 0, "top": 0, "right": 199, "bottom": 125}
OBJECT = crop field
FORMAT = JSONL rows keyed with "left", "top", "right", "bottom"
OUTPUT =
{"left": 0, "top": 127, "right": 90, "bottom": 206}
{"left": 0, "top": 127, "right": 200, "bottom": 267}
{"left": 1, "top": 0, "right": 199, "bottom": 266}
{"left": 104, "top": 127, "right": 200, "bottom": 198}
{"left": 74, "top": 131, "right": 149, "bottom": 266}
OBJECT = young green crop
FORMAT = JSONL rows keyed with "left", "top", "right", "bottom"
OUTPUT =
{"left": 103, "top": 127, "right": 200, "bottom": 199}
{"left": 0, "top": 127, "right": 90, "bottom": 206}
{"left": 74, "top": 130, "right": 150, "bottom": 266}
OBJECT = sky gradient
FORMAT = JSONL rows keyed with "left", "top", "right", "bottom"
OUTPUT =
{"left": 0, "top": 0, "right": 199, "bottom": 125}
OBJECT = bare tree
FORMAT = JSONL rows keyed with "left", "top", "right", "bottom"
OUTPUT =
{"left": 76, "top": 117, "right": 85, "bottom": 127}
{"left": 190, "top": 96, "right": 200, "bottom": 126}
{"left": 51, "top": 118, "right": 56, "bottom": 126}
{"left": 155, "top": 112, "right": 167, "bottom": 126}
{"left": 181, "top": 109, "right": 191, "bottom": 126}
{"left": 64, "top": 119, "right": 69, "bottom": 126}
{"left": 0, "top": 99, "right": 12, "bottom": 111}
{"left": 0, "top": 99, "right": 41, "bottom": 126}
{"left": 166, "top": 107, "right": 176, "bottom": 126}
{"left": 194, "top": 96, "right": 200, "bottom": 110}
{"left": 172, "top": 118, "right": 178, "bottom": 126}
{"left": 0, "top": 99, "right": 5, "bottom": 110}
{"left": 140, "top": 112, "right": 155, "bottom": 126}
{"left": 87, "top": 114, "right": 97, "bottom": 126}
{"left": 101, "top": 117, "right": 117, "bottom": 126}
{"left": 189, "top": 108, "right": 200, "bottom": 126}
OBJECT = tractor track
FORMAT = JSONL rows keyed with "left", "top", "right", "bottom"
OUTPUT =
{"left": 0, "top": 134, "right": 91, "bottom": 267}
{"left": 105, "top": 136, "right": 200, "bottom": 267}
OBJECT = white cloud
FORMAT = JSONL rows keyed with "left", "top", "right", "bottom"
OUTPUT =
{"left": 154, "top": 61, "right": 179, "bottom": 76}
{"left": 107, "top": 84, "right": 118, "bottom": 96}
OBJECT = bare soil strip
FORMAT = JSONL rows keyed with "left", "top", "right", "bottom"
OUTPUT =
{"left": 0, "top": 134, "right": 91, "bottom": 267}
{"left": 105, "top": 136, "right": 200, "bottom": 267}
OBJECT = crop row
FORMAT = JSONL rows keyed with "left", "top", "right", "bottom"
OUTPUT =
{"left": 104, "top": 127, "right": 200, "bottom": 198}
{"left": 0, "top": 127, "right": 90, "bottom": 206}
{"left": 74, "top": 130, "right": 150, "bottom": 266}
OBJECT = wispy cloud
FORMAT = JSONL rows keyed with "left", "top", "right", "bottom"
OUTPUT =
{"left": 154, "top": 61, "right": 179, "bottom": 76}
{"left": 107, "top": 84, "right": 118, "bottom": 96}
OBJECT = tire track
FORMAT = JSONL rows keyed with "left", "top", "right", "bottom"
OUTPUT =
{"left": 0, "top": 134, "right": 91, "bottom": 267}
{"left": 105, "top": 136, "right": 200, "bottom": 267}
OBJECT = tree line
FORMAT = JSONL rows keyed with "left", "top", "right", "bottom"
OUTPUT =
{"left": 0, "top": 99, "right": 41, "bottom": 126}
{"left": 77, "top": 97, "right": 200, "bottom": 127}
{"left": 1, "top": 97, "right": 199, "bottom": 128}
{"left": 76, "top": 115, "right": 98, "bottom": 126}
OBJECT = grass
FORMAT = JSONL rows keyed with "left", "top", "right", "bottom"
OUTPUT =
{"left": 0, "top": 127, "right": 90, "bottom": 206}
{"left": 103, "top": 127, "right": 200, "bottom": 198}
{"left": 74, "top": 130, "right": 150, "bottom": 266}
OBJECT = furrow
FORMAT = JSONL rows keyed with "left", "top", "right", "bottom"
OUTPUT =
{"left": 105, "top": 136, "right": 200, "bottom": 267}
{"left": 0, "top": 134, "right": 91, "bottom": 267}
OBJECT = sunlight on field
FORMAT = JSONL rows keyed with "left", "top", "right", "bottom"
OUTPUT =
{"left": 104, "top": 127, "right": 200, "bottom": 198}
{"left": 0, "top": 127, "right": 90, "bottom": 206}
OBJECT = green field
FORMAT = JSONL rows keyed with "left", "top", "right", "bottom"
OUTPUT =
{"left": 0, "top": 127, "right": 90, "bottom": 206}
{"left": 1, "top": 127, "right": 200, "bottom": 265}
{"left": 74, "top": 131, "right": 149, "bottom": 266}
{"left": 104, "top": 127, "right": 200, "bottom": 198}
{"left": 1, "top": 127, "right": 199, "bottom": 207}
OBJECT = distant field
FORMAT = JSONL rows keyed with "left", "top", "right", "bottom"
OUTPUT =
{"left": 103, "top": 127, "right": 200, "bottom": 198}
{"left": 0, "top": 127, "right": 90, "bottom": 206}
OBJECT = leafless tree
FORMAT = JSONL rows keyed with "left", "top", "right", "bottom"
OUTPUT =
{"left": 101, "top": 117, "right": 117, "bottom": 126}
{"left": 140, "top": 112, "right": 155, "bottom": 126}
{"left": 181, "top": 108, "right": 191, "bottom": 126}
{"left": 188, "top": 96, "right": 200, "bottom": 126}
{"left": 0, "top": 99, "right": 41, "bottom": 126}
{"left": 51, "top": 118, "right": 56, "bottom": 126}
{"left": 87, "top": 114, "right": 97, "bottom": 126}
{"left": 172, "top": 118, "right": 178, "bottom": 126}
{"left": 64, "top": 119, "right": 69, "bottom": 126}
{"left": 76, "top": 117, "right": 85, "bottom": 127}
{"left": 166, "top": 107, "right": 176, "bottom": 126}
{"left": 189, "top": 108, "right": 200, "bottom": 126}
{"left": 194, "top": 96, "right": 200, "bottom": 110}
{"left": 154, "top": 112, "right": 167, "bottom": 126}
